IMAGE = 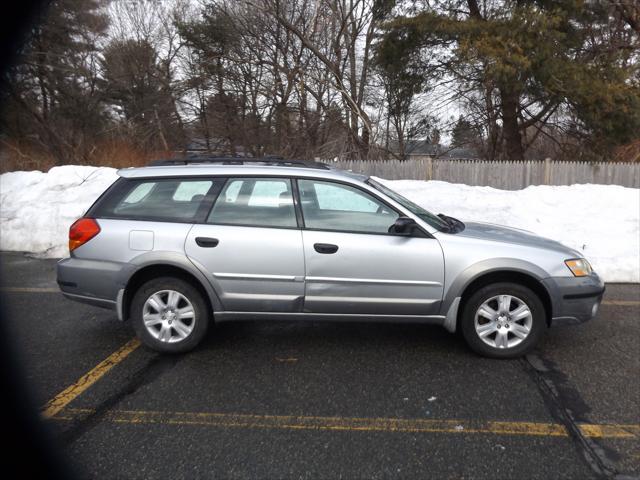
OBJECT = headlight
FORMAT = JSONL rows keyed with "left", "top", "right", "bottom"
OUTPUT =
{"left": 565, "top": 258, "right": 593, "bottom": 277}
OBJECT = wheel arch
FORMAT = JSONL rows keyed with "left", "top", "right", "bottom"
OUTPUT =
{"left": 442, "top": 259, "right": 554, "bottom": 332}
{"left": 457, "top": 271, "right": 552, "bottom": 328}
{"left": 119, "top": 255, "right": 221, "bottom": 322}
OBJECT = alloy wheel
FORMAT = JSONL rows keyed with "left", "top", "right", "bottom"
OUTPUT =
{"left": 474, "top": 294, "right": 533, "bottom": 349}
{"left": 142, "top": 290, "right": 196, "bottom": 343}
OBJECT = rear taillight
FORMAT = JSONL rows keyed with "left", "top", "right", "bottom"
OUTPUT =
{"left": 69, "top": 218, "right": 101, "bottom": 252}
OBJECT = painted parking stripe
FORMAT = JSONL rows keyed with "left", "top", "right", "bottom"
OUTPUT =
{"left": 0, "top": 287, "right": 60, "bottom": 293}
{"left": 52, "top": 407, "right": 640, "bottom": 439}
{"left": 42, "top": 338, "right": 141, "bottom": 419}
{"left": 602, "top": 300, "right": 640, "bottom": 306}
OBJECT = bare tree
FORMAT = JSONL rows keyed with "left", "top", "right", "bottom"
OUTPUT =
{"left": 243, "top": 0, "right": 384, "bottom": 158}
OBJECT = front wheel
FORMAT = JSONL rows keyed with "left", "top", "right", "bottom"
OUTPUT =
{"left": 460, "top": 283, "right": 546, "bottom": 359}
{"left": 131, "top": 277, "right": 210, "bottom": 353}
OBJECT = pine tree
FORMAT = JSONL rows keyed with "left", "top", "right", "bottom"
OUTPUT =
{"left": 377, "top": 0, "right": 640, "bottom": 160}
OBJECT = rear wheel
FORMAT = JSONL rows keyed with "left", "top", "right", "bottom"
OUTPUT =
{"left": 460, "top": 282, "right": 545, "bottom": 359}
{"left": 131, "top": 277, "right": 210, "bottom": 353}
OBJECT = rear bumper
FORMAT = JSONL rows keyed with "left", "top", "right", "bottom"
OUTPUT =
{"left": 543, "top": 274, "right": 605, "bottom": 326}
{"left": 56, "top": 257, "right": 132, "bottom": 312}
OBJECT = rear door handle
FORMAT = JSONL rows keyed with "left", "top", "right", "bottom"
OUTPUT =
{"left": 314, "top": 243, "right": 338, "bottom": 254}
{"left": 195, "top": 237, "right": 219, "bottom": 248}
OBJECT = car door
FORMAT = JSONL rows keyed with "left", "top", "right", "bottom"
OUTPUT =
{"left": 185, "top": 177, "right": 305, "bottom": 313}
{"left": 297, "top": 178, "right": 444, "bottom": 315}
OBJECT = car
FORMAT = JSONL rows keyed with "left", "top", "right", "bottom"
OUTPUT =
{"left": 56, "top": 157, "right": 605, "bottom": 358}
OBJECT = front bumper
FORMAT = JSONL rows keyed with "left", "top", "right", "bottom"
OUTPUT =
{"left": 542, "top": 274, "right": 605, "bottom": 326}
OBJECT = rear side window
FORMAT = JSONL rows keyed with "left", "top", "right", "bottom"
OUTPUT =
{"left": 207, "top": 177, "right": 297, "bottom": 228}
{"left": 92, "top": 178, "right": 219, "bottom": 222}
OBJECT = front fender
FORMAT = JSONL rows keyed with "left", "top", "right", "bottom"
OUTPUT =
{"left": 441, "top": 258, "right": 552, "bottom": 331}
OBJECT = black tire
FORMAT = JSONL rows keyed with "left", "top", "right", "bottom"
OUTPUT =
{"left": 130, "top": 276, "right": 210, "bottom": 354}
{"left": 460, "top": 282, "right": 546, "bottom": 359}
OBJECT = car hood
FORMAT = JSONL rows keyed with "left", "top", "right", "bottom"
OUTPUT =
{"left": 453, "top": 221, "right": 580, "bottom": 256}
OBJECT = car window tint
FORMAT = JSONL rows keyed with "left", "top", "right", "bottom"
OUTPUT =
{"left": 173, "top": 181, "right": 213, "bottom": 201}
{"left": 248, "top": 180, "right": 290, "bottom": 207}
{"left": 314, "top": 182, "right": 379, "bottom": 212}
{"left": 298, "top": 179, "right": 398, "bottom": 234}
{"left": 207, "top": 177, "right": 297, "bottom": 228}
{"left": 122, "top": 182, "right": 154, "bottom": 203}
{"left": 222, "top": 180, "right": 242, "bottom": 203}
{"left": 98, "top": 179, "right": 214, "bottom": 221}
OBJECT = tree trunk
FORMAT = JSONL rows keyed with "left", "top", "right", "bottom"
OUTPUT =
{"left": 500, "top": 89, "right": 524, "bottom": 160}
{"left": 396, "top": 126, "right": 405, "bottom": 160}
{"left": 154, "top": 108, "right": 169, "bottom": 151}
{"left": 361, "top": 126, "right": 370, "bottom": 159}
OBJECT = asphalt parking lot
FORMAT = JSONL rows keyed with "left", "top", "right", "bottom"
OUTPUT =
{"left": 1, "top": 251, "right": 638, "bottom": 479}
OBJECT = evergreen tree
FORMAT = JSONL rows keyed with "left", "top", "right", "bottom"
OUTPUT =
{"left": 2, "top": 0, "right": 109, "bottom": 163}
{"left": 451, "top": 116, "right": 480, "bottom": 149}
{"left": 377, "top": 0, "right": 640, "bottom": 160}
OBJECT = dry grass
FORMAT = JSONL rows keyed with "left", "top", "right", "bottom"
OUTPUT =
{"left": 2, "top": 138, "right": 638, "bottom": 174}
{"left": 0, "top": 140, "right": 173, "bottom": 173}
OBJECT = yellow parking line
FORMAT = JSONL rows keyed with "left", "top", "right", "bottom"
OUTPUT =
{"left": 51, "top": 407, "right": 639, "bottom": 439}
{"left": 42, "top": 338, "right": 141, "bottom": 419}
{"left": 579, "top": 423, "right": 640, "bottom": 438}
{"left": 602, "top": 300, "right": 640, "bottom": 306}
{"left": 0, "top": 287, "right": 59, "bottom": 293}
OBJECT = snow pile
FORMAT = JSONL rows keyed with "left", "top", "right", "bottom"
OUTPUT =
{"left": 1, "top": 166, "right": 118, "bottom": 258}
{"left": 379, "top": 179, "right": 639, "bottom": 283}
{"left": 0, "top": 166, "right": 638, "bottom": 282}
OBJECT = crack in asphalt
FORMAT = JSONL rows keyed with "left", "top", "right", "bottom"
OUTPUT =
{"left": 521, "top": 352, "right": 631, "bottom": 480}
{"left": 59, "top": 353, "right": 180, "bottom": 445}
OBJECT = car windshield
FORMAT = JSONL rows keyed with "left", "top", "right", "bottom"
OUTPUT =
{"left": 367, "top": 178, "right": 450, "bottom": 231}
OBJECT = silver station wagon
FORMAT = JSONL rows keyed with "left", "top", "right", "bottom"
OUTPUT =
{"left": 57, "top": 157, "right": 605, "bottom": 358}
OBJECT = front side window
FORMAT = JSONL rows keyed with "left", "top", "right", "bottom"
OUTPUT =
{"left": 207, "top": 177, "right": 297, "bottom": 228}
{"left": 298, "top": 179, "right": 399, "bottom": 234}
{"left": 95, "top": 178, "right": 215, "bottom": 221}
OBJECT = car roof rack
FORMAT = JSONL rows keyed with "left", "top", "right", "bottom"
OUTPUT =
{"left": 147, "top": 155, "right": 331, "bottom": 170}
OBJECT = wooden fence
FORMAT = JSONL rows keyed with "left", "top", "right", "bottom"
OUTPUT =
{"left": 330, "top": 158, "right": 640, "bottom": 189}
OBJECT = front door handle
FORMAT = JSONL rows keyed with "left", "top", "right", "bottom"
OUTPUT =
{"left": 314, "top": 243, "right": 338, "bottom": 254}
{"left": 195, "top": 237, "right": 219, "bottom": 248}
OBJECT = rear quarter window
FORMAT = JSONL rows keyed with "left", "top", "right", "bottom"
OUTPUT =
{"left": 90, "top": 177, "right": 223, "bottom": 222}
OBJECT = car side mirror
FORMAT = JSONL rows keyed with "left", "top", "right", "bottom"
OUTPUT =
{"left": 388, "top": 216, "right": 418, "bottom": 235}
